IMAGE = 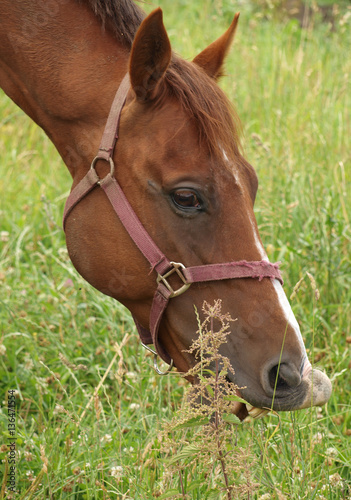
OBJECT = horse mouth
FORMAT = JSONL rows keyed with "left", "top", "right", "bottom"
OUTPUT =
{"left": 233, "top": 401, "right": 270, "bottom": 422}
{"left": 232, "top": 392, "right": 270, "bottom": 421}
{"left": 220, "top": 377, "right": 268, "bottom": 421}
{"left": 228, "top": 367, "right": 332, "bottom": 421}
{"left": 245, "top": 404, "right": 270, "bottom": 420}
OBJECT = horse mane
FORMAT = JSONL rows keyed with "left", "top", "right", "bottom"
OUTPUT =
{"left": 77, "top": 0, "right": 145, "bottom": 47}
{"left": 80, "top": 0, "right": 242, "bottom": 159}
{"left": 165, "top": 57, "right": 242, "bottom": 159}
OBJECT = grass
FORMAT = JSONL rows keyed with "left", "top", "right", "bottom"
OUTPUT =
{"left": 0, "top": 0, "right": 350, "bottom": 498}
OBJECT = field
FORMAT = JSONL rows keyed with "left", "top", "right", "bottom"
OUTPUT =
{"left": 0, "top": 0, "right": 350, "bottom": 498}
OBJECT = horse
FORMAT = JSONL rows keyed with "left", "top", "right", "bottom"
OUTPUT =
{"left": 0, "top": 0, "right": 331, "bottom": 420}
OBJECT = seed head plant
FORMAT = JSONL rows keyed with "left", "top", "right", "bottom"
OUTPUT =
{"left": 160, "top": 300, "right": 259, "bottom": 500}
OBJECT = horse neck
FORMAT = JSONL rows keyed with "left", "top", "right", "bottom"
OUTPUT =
{"left": 0, "top": 1, "right": 129, "bottom": 178}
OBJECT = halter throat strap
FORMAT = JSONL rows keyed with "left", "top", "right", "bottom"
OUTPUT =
{"left": 63, "top": 73, "right": 283, "bottom": 368}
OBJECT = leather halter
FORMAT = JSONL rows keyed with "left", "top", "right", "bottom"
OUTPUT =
{"left": 63, "top": 73, "right": 283, "bottom": 370}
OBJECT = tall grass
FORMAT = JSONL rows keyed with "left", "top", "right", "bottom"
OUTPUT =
{"left": 0, "top": 1, "right": 350, "bottom": 498}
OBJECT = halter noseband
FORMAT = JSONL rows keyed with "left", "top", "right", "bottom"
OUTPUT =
{"left": 63, "top": 73, "right": 283, "bottom": 373}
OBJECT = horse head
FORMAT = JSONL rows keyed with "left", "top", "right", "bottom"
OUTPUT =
{"left": 62, "top": 8, "right": 331, "bottom": 419}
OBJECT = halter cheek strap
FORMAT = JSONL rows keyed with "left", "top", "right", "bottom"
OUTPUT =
{"left": 63, "top": 73, "right": 283, "bottom": 369}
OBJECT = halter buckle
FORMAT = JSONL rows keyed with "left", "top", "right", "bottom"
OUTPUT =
{"left": 157, "top": 261, "right": 191, "bottom": 298}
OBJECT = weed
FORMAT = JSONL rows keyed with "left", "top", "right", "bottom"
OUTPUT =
{"left": 160, "top": 301, "right": 258, "bottom": 500}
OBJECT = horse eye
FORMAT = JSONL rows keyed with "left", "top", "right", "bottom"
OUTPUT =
{"left": 172, "top": 190, "right": 201, "bottom": 210}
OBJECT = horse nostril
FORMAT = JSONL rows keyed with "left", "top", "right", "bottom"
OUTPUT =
{"left": 267, "top": 363, "right": 302, "bottom": 394}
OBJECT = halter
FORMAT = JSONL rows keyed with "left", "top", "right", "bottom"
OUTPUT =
{"left": 63, "top": 73, "right": 283, "bottom": 373}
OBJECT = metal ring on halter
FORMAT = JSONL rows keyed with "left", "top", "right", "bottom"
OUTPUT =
{"left": 141, "top": 342, "right": 174, "bottom": 375}
{"left": 90, "top": 156, "right": 115, "bottom": 178}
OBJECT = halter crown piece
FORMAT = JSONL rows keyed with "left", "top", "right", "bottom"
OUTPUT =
{"left": 63, "top": 73, "right": 283, "bottom": 374}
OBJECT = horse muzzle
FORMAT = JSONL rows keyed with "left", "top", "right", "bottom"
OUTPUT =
{"left": 237, "top": 364, "right": 332, "bottom": 414}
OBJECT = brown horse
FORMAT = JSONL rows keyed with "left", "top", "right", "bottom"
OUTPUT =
{"left": 0, "top": 0, "right": 331, "bottom": 420}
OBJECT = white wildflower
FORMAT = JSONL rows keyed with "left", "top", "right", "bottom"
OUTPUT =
{"left": 36, "top": 377, "right": 48, "bottom": 394}
{"left": 53, "top": 405, "right": 65, "bottom": 415}
{"left": 58, "top": 247, "right": 69, "bottom": 258}
{"left": 23, "top": 353, "right": 34, "bottom": 370}
{"left": 101, "top": 434, "right": 113, "bottom": 444}
{"left": 125, "top": 371, "right": 137, "bottom": 381}
{"left": 24, "top": 451, "right": 33, "bottom": 462}
{"left": 329, "top": 472, "right": 342, "bottom": 487}
{"left": 25, "top": 470, "right": 35, "bottom": 481}
{"left": 317, "top": 408, "right": 324, "bottom": 419}
{"left": 110, "top": 465, "right": 123, "bottom": 479}
{"left": 0, "top": 231, "right": 9, "bottom": 242}
{"left": 313, "top": 432, "right": 323, "bottom": 444}
{"left": 129, "top": 403, "right": 140, "bottom": 410}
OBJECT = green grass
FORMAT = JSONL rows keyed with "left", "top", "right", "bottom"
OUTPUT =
{"left": 1, "top": 1, "right": 350, "bottom": 498}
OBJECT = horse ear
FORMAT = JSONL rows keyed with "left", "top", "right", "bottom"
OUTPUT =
{"left": 129, "top": 8, "right": 171, "bottom": 102}
{"left": 193, "top": 13, "right": 240, "bottom": 79}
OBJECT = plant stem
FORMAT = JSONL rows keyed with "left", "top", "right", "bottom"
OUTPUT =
{"left": 179, "top": 470, "right": 185, "bottom": 498}
{"left": 218, "top": 445, "right": 232, "bottom": 500}
{"left": 211, "top": 312, "right": 232, "bottom": 500}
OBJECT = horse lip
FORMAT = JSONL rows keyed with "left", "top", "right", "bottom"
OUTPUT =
{"left": 302, "top": 356, "right": 313, "bottom": 378}
{"left": 297, "top": 368, "right": 332, "bottom": 409}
